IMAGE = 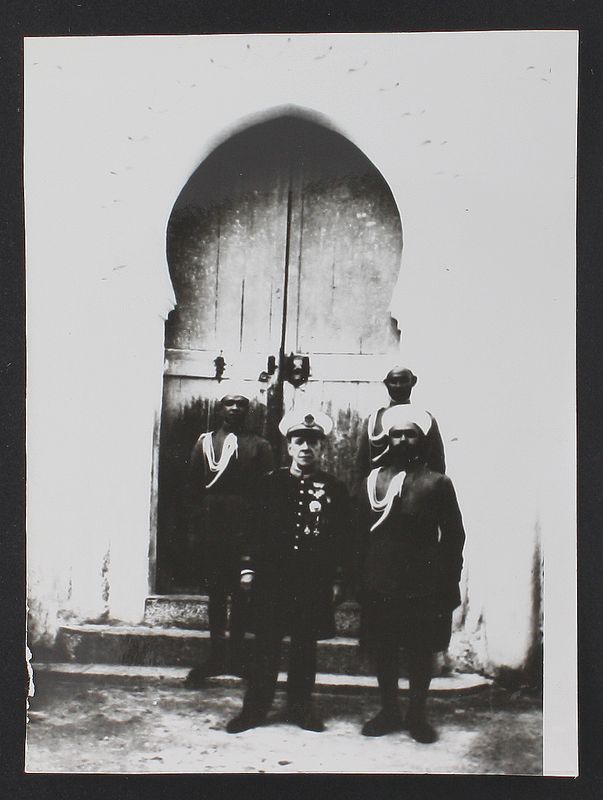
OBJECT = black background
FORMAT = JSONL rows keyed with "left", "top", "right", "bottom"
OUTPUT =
{"left": 1, "top": 1, "right": 601, "bottom": 798}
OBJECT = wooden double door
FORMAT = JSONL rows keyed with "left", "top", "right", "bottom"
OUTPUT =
{"left": 157, "top": 114, "right": 402, "bottom": 593}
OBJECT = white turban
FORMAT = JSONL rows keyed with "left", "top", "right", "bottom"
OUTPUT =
{"left": 381, "top": 404, "right": 432, "bottom": 437}
{"left": 219, "top": 380, "right": 252, "bottom": 401}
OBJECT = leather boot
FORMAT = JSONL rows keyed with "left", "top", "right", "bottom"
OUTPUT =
{"left": 184, "top": 636, "right": 227, "bottom": 687}
{"left": 298, "top": 706, "right": 325, "bottom": 732}
{"left": 361, "top": 707, "right": 405, "bottom": 737}
{"left": 406, "top": 704, "right": 437, "bottom": 743}
{"left": 225, "top": 709, "right": 266, "bottom": 734}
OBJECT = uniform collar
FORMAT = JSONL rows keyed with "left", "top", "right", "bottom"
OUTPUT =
{"left": 289, "top": 464, "right": 320, "bottom": 480}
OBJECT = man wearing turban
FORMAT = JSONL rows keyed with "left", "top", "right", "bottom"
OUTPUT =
{"left": 185, "top": 383, "right": 273, "bottom": 686}
{"left": 356, "top": 404, "right": 465, "bottom": 743}
{"left": 356, "top": 366, "right": 446, "bottom": 484}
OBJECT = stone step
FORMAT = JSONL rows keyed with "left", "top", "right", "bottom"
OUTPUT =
{"left": 57, "top": 624, "right": 373, "bottom": 675}
{"left": 31, "top": 662, "right": 492, "bottom": 695}
{"left": 144, "top": 595, "right": 360, "bottom": 637}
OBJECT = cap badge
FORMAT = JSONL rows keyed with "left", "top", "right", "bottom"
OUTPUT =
{"left": 304, "top": 414, "right": 315, "bottom": 427}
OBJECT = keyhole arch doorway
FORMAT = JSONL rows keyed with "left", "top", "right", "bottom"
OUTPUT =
{"left": 157, "top": 109, "right": 403, "bottom": 592}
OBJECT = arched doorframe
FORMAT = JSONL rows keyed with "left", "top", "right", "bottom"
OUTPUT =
{"left": 159, "top": 104, "right": 406, "bottom": 317}
{"left": 149, "top": 105, "right": 405, "bottom": 594}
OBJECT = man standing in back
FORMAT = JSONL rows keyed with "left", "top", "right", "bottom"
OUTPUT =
{"left": 356, "top": 366, "right": 446, "bottom": 482}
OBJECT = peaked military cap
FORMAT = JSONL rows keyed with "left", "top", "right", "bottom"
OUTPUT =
{"left": 278, "top": 409, "right": 333, "bottom": 438}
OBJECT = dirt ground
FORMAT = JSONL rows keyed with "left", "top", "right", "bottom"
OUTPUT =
{"left": 25, "top": 676, "right": 542, "bottom": 775}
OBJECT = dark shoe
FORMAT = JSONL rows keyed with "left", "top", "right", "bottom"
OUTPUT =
{"left": 361, "top": 708, "right": 405, "bottom": 737}
{"left": 298, "top": 708, "right": 325, "bottom": 732}
{"left": 184, "top": 666, "right": 207, "bottom": 688}
{"left": 225, "top": 711, "right": 265, "bottom": 734}
{"left": 407, "top": 714, "right": 438, "bottom": 744}
{"left": 184, "top": 660, "right": 224, "bottom": 688}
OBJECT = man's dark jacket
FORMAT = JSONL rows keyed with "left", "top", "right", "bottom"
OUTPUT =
{"left": 243, "top": 467, "right": 351, "bottom": 640}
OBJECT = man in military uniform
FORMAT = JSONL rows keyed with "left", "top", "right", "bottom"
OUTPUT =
{"left": 185, "top": 385, "right": 273, "bottom": 687}
{"left": 226, "top": 410, "right": 351, "bottom": 733}
{"left": 356, "top": 366, "right": 446, "bottom": 483}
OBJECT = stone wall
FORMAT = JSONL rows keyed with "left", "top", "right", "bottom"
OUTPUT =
{"left": 26, "top": 34, "right": 575, "bottom": 686}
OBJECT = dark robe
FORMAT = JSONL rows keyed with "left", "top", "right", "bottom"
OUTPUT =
{"left": 187, "top": 429, "right": 273, "bottom": 640}
{"left": 188, "top": 429, "right": 274, "bottom": 557}
{"left": 357, "top": 464, "right": 465, "bottom": 653}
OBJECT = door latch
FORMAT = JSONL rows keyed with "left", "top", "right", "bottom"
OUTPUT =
{"left": 214, "top": 352, "right": 226, "bottom": 381}
{"left": 259, "top": 354, "right": 277, "bottom": 382}
{"left": 284, "top": 353, "right": 310, "bottom": 388}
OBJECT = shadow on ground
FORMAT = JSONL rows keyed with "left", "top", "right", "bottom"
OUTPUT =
{"left": 26, "top": 676, "right": 542, "bottom": 775}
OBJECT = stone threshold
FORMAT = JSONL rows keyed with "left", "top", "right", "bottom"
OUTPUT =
{"left": 31, "top": 662, "right": 492, "bottom": 695}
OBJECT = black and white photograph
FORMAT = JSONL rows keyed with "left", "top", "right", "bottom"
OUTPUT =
{"left": 24, "top": 31, "right": 577, "bottom": 776}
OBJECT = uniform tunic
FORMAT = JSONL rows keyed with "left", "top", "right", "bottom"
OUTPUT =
{"left": 246, "top": 468, "right": 351, "bottom": 640}
{"left": 239, "top": 467, "right": 351, "bottom": 715}
{"left": 357, "top": 464, "right": 465, "bottom": 653}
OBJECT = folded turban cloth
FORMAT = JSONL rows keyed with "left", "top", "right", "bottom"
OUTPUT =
{"left": 381, "top": 404, "right": 432, "bottom": 437}
{"left": 219, "top": 380, "right": 251, "bottom": 401}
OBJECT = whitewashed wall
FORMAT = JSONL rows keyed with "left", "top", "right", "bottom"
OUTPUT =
{"left": 26, "top": 32, "right": 576, "bottom": 688}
